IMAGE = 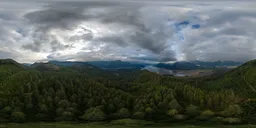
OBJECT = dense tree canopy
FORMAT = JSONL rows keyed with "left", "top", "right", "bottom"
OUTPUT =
{"left": 0, "top": 59, "right": 255, "bottom": 124}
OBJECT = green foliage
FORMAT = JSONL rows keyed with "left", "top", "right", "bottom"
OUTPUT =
{"left": 204, "top": 60, "right": 256, "bottom": 97}
{"left": 80, "top": 108, "right": 106, "bottom": 121}
{"left": 39, "top": 104, "right": 48, "bottom": 112}
{"left": 132, "top": 112, "right": 145, "bottom": 119}
{"left": 185, "top": 104, "right": 200, "bottom": 117}
{"left": 55, "top": 111, "right": 74, "bottom": 121}
{"left": 11, "top": 112, "right": 26, "bottom": 122}
{"left": 35, "top": 113, "right": 48, "bottom": 121}
{"left": 209, "top": 116, "right": 224, "bottom": 123}
{"left": 109, "top": 119, "right": 153, "bottom": 126}
{"left": 166, "top": 109, "right": 178, "bottom": 117}
{"left": 201, "top": 110, "right": 215, "bottom": 117}
{"left": 56, "top": 108, "right": 64, "bottom": 116}
{"left": 196, "top": 110, "right": 215, "bottom": 121}
{"left": 2, "top": 106, "right": 12, "bottom": 114}
{"left": 222, "top": 117, "right": 242, "bottom": 124}
{"left": 145, "top": 107, "right": 153, "bottom": 114}
{"left": 174, "top": 114, "right": 187, "bottom": 120}
{"left": 169, "top": 99, "right": 182, "bottom": 110}
{"left": 116, "top": 108, "right": 131, "bottom": 119}
{"left": 241, "top": 100, "right": 256, "bottom": 123}
{"left": 220, "top": 105, "right": 242, "bottom": 117}
{"left": 106, "top": 104, "right": 116, "bottom": 113}
{"left": 0, "top": 59, "right": 255, "bottom": 123}
{"left": 109, "top": 108, "right": 131, "bottom": 119}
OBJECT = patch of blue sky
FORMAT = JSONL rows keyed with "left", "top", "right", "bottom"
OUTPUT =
{"left": 178, "top": 20, "right": 189, "bottom": 26}
{"left": 191, "top": 24, "right": 200, "bottom": 29}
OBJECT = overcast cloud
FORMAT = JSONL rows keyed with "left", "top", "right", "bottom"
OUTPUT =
{"left": 0, "top": 0, "right": 255, "bottom": 63}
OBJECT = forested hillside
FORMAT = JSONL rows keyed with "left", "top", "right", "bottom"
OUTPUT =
{"left": 201, "top": 60, "right": 256, "bottom": 98}
{"left": 0, "top": 59, "right": 255, "bottom": 124}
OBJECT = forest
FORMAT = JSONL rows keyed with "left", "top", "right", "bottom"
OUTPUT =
{"left": 0, "top": 59, "right": 255, "bottom": 125}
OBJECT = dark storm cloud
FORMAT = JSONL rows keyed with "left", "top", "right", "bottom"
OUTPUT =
{"left": 131, "top": 31, "right": 169, "bottom": 54}
{"left": 24, "top": 1, "right": 141, "bottom": 31}
{"left": 50, "top": 40, "right": 73, "bottom": 52}
{"left": 22, "top": 41, "right": 41, "bottom": 52}
{"left": 22, "top": 32, "right": 73, "bottom": 52}
{"left": 22, "top": 40, "right": 73, "bottom": 52}
{"left": 93, "top": 36, "right": 128, "bottom": 47}
{"left": 24, "top": 7, "right": 86, "bottom": 31}
{"left": 22, "top": 1, "right": 176, "bottom": 61}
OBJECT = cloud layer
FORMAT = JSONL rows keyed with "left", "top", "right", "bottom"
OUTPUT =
{"left": 0, "top": 0, "right": 256, "bottom": 63}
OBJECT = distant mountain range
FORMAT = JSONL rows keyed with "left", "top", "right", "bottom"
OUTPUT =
{"left": 154, "top": 61, "right": 243, "bottom": 70}
{"left": 24, "top": 60, "right": 243, "bottom": 71}
{"left": 87, "top": 60, "right": 149, "bottom": 70}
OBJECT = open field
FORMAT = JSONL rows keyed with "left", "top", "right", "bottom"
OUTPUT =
{"left": 0, "top": 123, "right": 255, "bottom": 128}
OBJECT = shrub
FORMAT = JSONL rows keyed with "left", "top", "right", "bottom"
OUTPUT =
{"left": 201, "top": 110, "right": 215, "bottom": 117}
{"left": 109, "top": 108, "right": 131, "bottom": 119}
{"left": 196, "top": 110, "right": 214, "bottom": 121}
{"left": 185, "top": 104, "right": 200, "bottom": 117}
{"left": 196, "top": 115, "right": 209, "bottom": 121}
{"left": 210, "top": 116, "right": 224, "bottom": 123}
{"left": 166, "top": 109, "right": 178, "bottom": 117}
{"left": 220, "top": 105, "right": 242, "bottom": 117}
{"left": 110, "top": 118, "right": 138, "bottom": 125}
{"left": 174, "top": 114, "right": 187, "bottom": 120}
{"left": 55, "top": 111, "right": 75, "bottom": 121}
{"left": 80, "top": 107, "right": 106, "bottom": 121}
{"left": 3, "top": 106, "right": 11, "bottom": 113}
{"left": 145, "top": 107, "right": 153, "bottom": 114}
{"left": 35, "top": 113, "right": 48, "bottom": 121}
{"left": 110, "top": 118, "right": 153, "bottom": 126}
{"left": 106, "top": 104, "right": 116, "bottom": 113}
{"left": 222, "top": 117, "right": 242, "bottom": 124}
{"left": 39, "top": 104, "right": 48, "bottom": 112}
{"left": 117, "top": 108, "right": 131, "bottom": 119}
{"left": 145, "top": 107, "right": 154, "bottom": 118}
{"left": 11, "top": 111, "right": 26, "bottom": 122}
{"left": 197, "top": 110, "right": 215, "bottom": 121}
{"left": 132, "top": 112, "right": 145, "bottom": 119}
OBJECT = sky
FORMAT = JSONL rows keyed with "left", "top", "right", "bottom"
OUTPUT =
{"left": 0, "top": 0, "right": 256, "bottom": 63}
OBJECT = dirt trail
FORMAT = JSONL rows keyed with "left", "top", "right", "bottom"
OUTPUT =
{"left": 243, "top": 76, "right": 256, "bottom": 92}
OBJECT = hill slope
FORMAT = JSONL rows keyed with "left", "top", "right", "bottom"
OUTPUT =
{"left": 31, "top": 62, "right": 61, "bottom": 71}
{"left": 0, "top": 59, "right": 25, "bottom": 81}
{"left": 203, "top": 60, "right": 256, "bottom": 97}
